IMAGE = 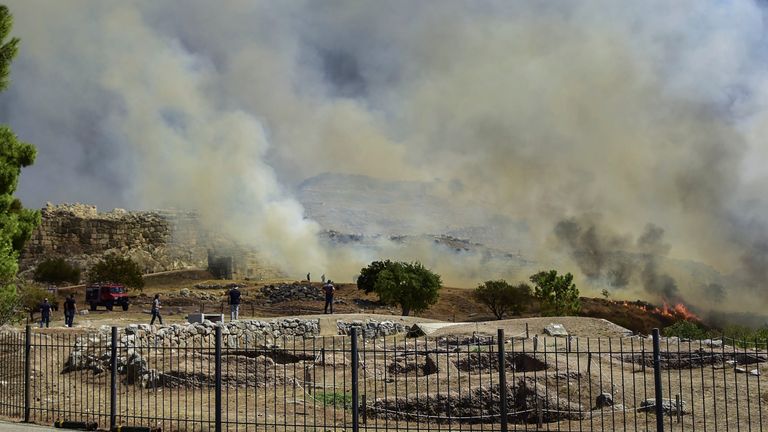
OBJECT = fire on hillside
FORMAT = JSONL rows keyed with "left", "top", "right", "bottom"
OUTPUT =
{"left": 611, "top": 300, "right": 700, "bottom": 322}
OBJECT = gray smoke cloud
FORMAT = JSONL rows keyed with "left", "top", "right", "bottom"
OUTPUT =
{"left": 1, "top": 1, "right": 768, "bottom": 316}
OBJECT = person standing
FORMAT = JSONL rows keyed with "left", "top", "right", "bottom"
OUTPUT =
{"left": 306, "top": 272, "right": 311, "bottom": 283}
{"left": 228, "top": 285, "right": 241, "bottom": 321}
{"left": 321, "top": 274, "right": 326, "bottom": 284}
{"left": 63, "top": 294, "right": 77, "bottom": 327}
{"left": 322, "top": 280, "right": 335, "bottom": 314}
{"left": 150, "top": 294, "right": 163, "bottom": 325}
{"left": 39, "top": 298, "right": 52, "bottom": 328}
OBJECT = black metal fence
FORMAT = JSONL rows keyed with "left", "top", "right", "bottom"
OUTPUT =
{"left": 0, "top": 325, "right": 766, "bottom": 431}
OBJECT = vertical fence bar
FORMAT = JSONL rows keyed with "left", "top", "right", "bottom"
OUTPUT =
{"left": 215, "top": 326, "right": 222, "bottom": 432}
{"left": 23, "top": 325, "right": 31, "bottom": 423}
{"left": 110, "top": 327, "right": 118, "bottom": 429}
{"left": 351, "top": 328, "right": 360, "bottom": 432}
{"left": 498, "top": 329, "right": 508, "bottom": 432}
{"left": 652, "top": 328, "right": 665, "bottom": 432}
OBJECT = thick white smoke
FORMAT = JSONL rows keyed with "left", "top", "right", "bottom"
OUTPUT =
{"left": 2, "top": 1, "right": 768, "bottom": 316}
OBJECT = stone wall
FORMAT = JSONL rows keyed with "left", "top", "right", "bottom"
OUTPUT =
{"left": 18, "top": 203, "right": 284, "bottom": 280}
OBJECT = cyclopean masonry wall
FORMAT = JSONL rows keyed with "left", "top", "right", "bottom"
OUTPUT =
{"left": 19, "top": 203, "right": 284, "bottom": 280}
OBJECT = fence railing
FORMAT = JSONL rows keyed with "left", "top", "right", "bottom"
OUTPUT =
{"left": 0, "top": 324, "right": 765, "bottom": 431}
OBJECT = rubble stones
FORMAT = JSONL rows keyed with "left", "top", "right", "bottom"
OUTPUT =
{"left": 261, "top": 283, "right": 323, "bottom": 303}
{"left": 640, "top": 398, "right": 687, "bottom": 416}
{"left": 544, "top": 323, "right": 569, "bottom": 337}
{"left": 595, "top": 393, "right": 614, "bottom": 408}
{"left": 337, "top": 320, "right": 407, "bottom": 338}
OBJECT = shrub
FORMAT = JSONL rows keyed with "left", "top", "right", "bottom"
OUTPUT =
{"left": 88, "top": 254, "right": 144, "bottom": 290}
{"left": 33, "top": 258, "right": 80, "bottom": 285}
{"left": 473, "top": 280, "right": 533, "bottom": 319}
{"left": 358, "top": 260, "right": 442, "bottom": 316}
{"left": 356, "top": 260, "right": 393, "bottom": 294}
{"left": 529, "top": 270, "right": 580, "bottom": 316}
{"left": 662, "top": 320, "right": 711, "bottom": 340}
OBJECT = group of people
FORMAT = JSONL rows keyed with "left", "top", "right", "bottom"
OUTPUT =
{"left": 35, "top": 275, "right": 338, "bottom": 329}
{"left": 37, "top": 294, "right": 77, "bottom": 328}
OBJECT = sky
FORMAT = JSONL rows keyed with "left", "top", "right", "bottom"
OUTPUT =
{"left": 2, "top": 1, "right": 768, "bottom": 315}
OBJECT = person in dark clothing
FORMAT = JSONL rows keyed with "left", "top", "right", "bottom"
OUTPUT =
{"left": 39, "top": 298, "right": 52, "bottom": 328}
{"left": 307, "top": 272, "right": 311, "bottom": 283}
{"left": 64, "top": 294, "right": 77, "bottom": 327}
{"left": 228, "top": 285, "right": 241, "bottom": 321}
{"left": 322, "top": 281, "right": 335, "bottom": 314}
{"left": 150, "top": 294, "right": 163, "bottom": 325}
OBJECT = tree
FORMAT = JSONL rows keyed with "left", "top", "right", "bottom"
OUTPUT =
{"left": 473, "top": 280, "right": 532, "bottom": 320}
{"left": 33, "top": 258, "right": 81, "bottom": 285}
{"left": 88, "top": 254, "right": 145, "bottom": 290}
{"left": 356, "top": 259, "right": 393, "bottom": 293}
{"left": 529, "top": 270, "right": 580, "bottom": 316}
{"left": 0, "top": 6, "right": 40, "bottom": 325}
{"left": 360, "top": 260, "right": 441, "bottom": 316}
{"left": 18, "top": 283, "right": 48, "bottom": 321}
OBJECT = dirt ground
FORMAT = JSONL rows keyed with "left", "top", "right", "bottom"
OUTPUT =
{"left": 2, "top": 326, "right": 767, "bottom": 432}
{"left": 6, "top": 270, "right": 762, "bottom": 431}
{"left": 26, "top": 269, "right": 677, "bottom": 336}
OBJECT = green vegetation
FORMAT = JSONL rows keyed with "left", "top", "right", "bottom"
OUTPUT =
{"left": 88, "top": 254, "right": 145, "bottom": 290}
{"left": 0, "top": 6, "right": 40, "bottom": 325}
{"left": 662, "top": 320, "right": 710, "bottom": 340}
{"left": 356, "top": 259, "right": 392, "bottom": 294}
{"left": 473, "top": 279, "right": 533, "bottom": 319}
{"left": 529, "top": 270, "right": 580, "bottom": 316}
{"left": 313, "top": 391, "right": 352, "bottom": 409}
{"left": 18, "top": 283, "right": 49, "bottom": 320}
{"left": 661, "top": 320, "right": 768, "bottom": 349}
{"left": 33, "top": 258, "right": 81, "bottom": 285}
{"left": 358, "top": 260, "right": 441, "bottom": 316}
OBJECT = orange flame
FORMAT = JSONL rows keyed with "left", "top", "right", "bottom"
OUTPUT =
{"left": 652, "top": 302, "right": 699, "bottom": 321}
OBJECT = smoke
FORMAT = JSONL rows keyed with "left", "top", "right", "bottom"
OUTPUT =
{"left": 1, "top": 1, "right": 768, "bottom": 316}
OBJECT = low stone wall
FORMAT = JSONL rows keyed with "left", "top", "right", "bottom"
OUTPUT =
{"left": 261, "top": 283, "right": 324, "bottom": 303}
{"left": 337, "top": 319, "right": 409, "bottom": 338}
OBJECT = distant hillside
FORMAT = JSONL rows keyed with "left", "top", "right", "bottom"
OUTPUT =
{"left": 297, "top": 173, "right": 530, "bottom": 250}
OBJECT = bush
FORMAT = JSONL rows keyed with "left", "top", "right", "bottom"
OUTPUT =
{"left": 33, "top": 258, "right": 80, "bottom": 285}
{"left": 358, "top": 260, "right": 441, "bottom": 316}
{"left": 88, "top": 254, "right": 144, "bottom": 290}
{"left": 473, "top": 280, "right": 533, "bottom": 319}
{"left": 356, "top": 260, "right": 393, "bottom": 294}
{"left": 19, "top": 284, "right": 49, "bottom": 320}
{"left": 529, "top": 270, "right": 580, "bottom": 316}
{"left": 0, "top": 284, "right": 20, "bottom": 325}
{"left": 720, "top": 325, "right": 768, "bottom": 348}
{"left": 662, "top": 320, "right": 711, "bottom": 340}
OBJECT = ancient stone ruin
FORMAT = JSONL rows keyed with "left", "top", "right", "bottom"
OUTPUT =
{"left": 19, "top": 203, "right": 283, "bottom": 280}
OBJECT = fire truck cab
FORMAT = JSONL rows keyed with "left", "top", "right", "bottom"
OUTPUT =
{"left": 86, "top": 283, "right": 130, "bottom": 311}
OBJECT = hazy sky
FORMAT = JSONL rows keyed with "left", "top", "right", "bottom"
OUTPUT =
{"left": 2, "top": 1, "right": 768, "bottom": 311}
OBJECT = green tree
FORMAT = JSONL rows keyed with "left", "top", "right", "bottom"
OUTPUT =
{"left": 529, "top": 270, "right": 580, "bottom": 316}
{"left": 356, "top": 259, "right": 393, "bottom": 294}
{"left": 88, "top": 254, "right": 145, "bottom": 290}
{"left": 18, "top": 283, "right": 49, "bottom": 321}
{"left": 0, "top": 6, "right": 40, "bottom": 325}
{"left": 473, "top": 280, "right": 533, "bottom": 320}
{"left": 662, "top": 320, "right": 710, "bottom": 340}
{"left": 360, "top": 261, "right": 441, "bottom": 316}
{"left": 33, "top": 258, "right": 81, "bottom": 285}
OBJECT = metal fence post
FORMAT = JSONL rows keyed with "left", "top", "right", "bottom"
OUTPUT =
{"left": 23, "top": 325, "right": 31, "bottom": 423}
{"left": 652, "top": 328, "right": 665, "bottom": 432}
{"left": 497, "top": 329, "right": 508, "bottom": 432}
{"left": 110, "top": 327, "right": 118, "bottom": 429}
{"left": 215, "top": 326, "right": 223, "bottom": 432}
{"left": 351, "top": 328, "right": 360, "bottom": 432}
